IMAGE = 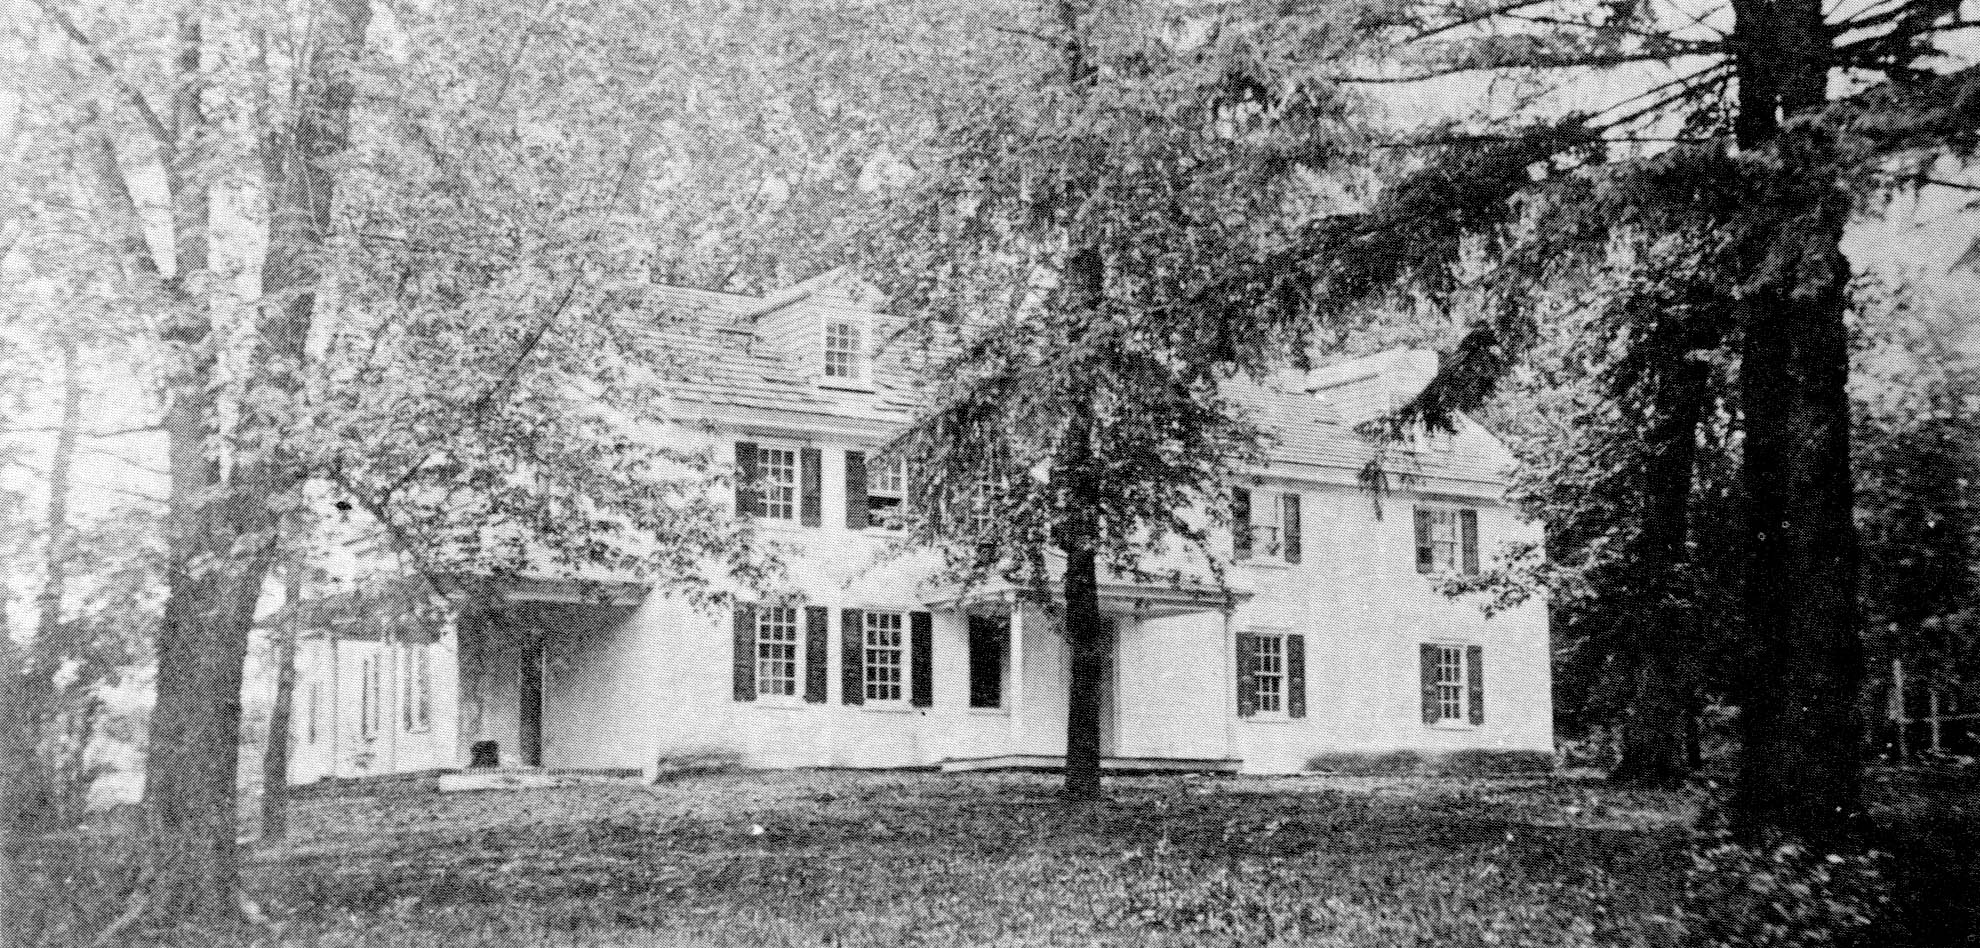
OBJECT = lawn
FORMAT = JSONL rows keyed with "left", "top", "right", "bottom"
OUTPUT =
{"left": 222, "top": 770, "right": 1705, "bottom": 947}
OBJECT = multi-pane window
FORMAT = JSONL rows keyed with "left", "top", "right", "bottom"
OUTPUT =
{"left": 403, "top": 646, "right": 432, "bottom": 732}
{"left": 1434, "top": 645, "right": 1467, "bottom": 722}
{"left": 359, "top": 655, "right": 382, "bottom": 738}
{"left": 1251, "top": 635, "right": 1286, "bottom": 715}
{"left": 863, "top": 611, "right": 906, "bottom": 702}
{"left": 756, "top": 606, "right": 801, "bottom": 698}
{"left": 1249, "top": 493, "right": 1284, "bottom": 557}
{"left": 823, "top": 320, "right": 864, "bottom": 380}
{"left": 867, "top": 456, "right": 906, "bottom": 529}
{"left": 757, "top": 446, "right": 798, "bottom": 520}
{"left": 1422, "top": 508, "right": 1461, "bottom": 571}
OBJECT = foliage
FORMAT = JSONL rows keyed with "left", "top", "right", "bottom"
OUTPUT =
{"left": 859, "top": 0, "right": 1380, "bottom": 593}
{"left": 1678, "top": 832, "right": 1892, "bottom": 948}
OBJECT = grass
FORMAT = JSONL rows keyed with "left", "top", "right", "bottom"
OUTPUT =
{"left": 226, "top": 771, "right": 1701, "bottom": 947}
{"left": 18, "top": 766, "right": 1970, "bottom": 947}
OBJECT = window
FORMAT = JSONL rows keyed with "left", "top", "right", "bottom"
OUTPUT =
{"left": 1433, "top": 645, "right": 1467, "bottom": 723}
{"left": 306, "top": 681, "right": 320, "bottom": 744}
{"left": 403, "top": 646, "right": 432, "bottom": 732}
{"left": 967, "top": 615, "right": 1010, "bottom": 709}
{"left": 863, "top": 611, "right": 906, "bottom": 702}
{"left": 757, "top": 446, "right": 798, "bottom": 520}
{"left": 359, "top": 655, "right": 382, "bottom": 738}
{"left": 1414, "top": 506, "right": 1478, "bottom": 575}
{"left": 823, "top": 319, "right": 865, "bottom": 381}
{"left": 756, "top": 606, "right": 801, "bottom": 698}
{"left": 867, "top": 455, "right": 906, "bottom": 529}
{"left": 1251, "top": 635, "right": 1286, "bottom": 715}
{"left": 1234, "top": 488, "right": 1300, "bottom": 563}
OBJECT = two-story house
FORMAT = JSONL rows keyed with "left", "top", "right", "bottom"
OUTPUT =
{"left": 283, "top": 272, "right": 1553, "bottom": 784}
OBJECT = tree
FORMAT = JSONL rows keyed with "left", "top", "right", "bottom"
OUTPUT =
{"left": 863, "top": 0, "right": 1375, "bottom": 800}
{"left": 1284, "top": 0, "right": 1980, "bottom": 843}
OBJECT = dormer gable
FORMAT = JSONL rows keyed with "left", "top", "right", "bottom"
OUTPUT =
{"left": 745, "top": 268, "right": 886, "bottom": 392}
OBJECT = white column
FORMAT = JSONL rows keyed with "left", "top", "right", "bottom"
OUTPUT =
{"left": 1222, "top": 607, "right": 1237, "bottom": 763}
{"left": 1007, "top": 596, "right": 1025, "bottom": 747}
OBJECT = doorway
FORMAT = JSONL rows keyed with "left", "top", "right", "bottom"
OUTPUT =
{"left": 519, "top": 637, "right": 544, "bottom": 767}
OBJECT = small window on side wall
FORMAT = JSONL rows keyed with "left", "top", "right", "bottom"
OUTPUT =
{"left": 1414, "top": 505, "right": 1479, "bottom": 576}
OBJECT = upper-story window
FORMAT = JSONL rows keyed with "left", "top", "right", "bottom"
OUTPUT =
{"left": 1233, "top": 487, "right": 1301, "bottom": 564}
{"left": 758, "top": 446, "right": 799, "bottom": 520}
{"left": 867, "top": 455, "right": 906, "bottom": 529}
{"left": 823, "top": 319, "right": 866, "bottom": 383}
{"left": 1414, "top": 505, "right": 1479, "bottom": 575}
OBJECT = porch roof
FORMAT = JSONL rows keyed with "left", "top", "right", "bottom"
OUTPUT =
{"left": 920, "top": 569, "right": 1250, "bottom": 619}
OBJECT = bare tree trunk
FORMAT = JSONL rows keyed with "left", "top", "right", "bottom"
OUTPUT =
{"left": 1726, "top": 0, "right": 1866, "bottom": 845}
{"left": 260, "top": 569, "right": 303, "bottom": 841}
{"left": 1615, "top": 347, "right": 1710, "bottom": 788}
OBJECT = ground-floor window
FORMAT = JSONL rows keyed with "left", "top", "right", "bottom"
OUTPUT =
{"left": 967, "top": 614, "right": 1009, "bottom": 709}
{"left": 1251, "top": 634, "right": 1286, "bottom": 714}
{"left": 863, "top": 611, "right": 905, "bottom": 702}
{"left": 1434, "top": 644, "right": 1467, "bottom": 722}
{"left": 404, "top": 645, "right": 433, "bottom": 732}
{"left": 756, "top": 606, "right": 801, "bottom": 698}
{"left": 360, "top": 654, "right": 382, "bottom": 738}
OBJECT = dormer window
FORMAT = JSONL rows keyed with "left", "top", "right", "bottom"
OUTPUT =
{"left": 823, "top": 319, "right": 866, "bottom": 383}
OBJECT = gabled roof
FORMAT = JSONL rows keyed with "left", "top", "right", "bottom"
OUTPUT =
{"left": 637, "top": 277, "right": 1516, "bottom": 494}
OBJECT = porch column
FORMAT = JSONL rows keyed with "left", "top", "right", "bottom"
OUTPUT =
{"left": 1008, "top": 595, "right": 1025, "bottom": 744}
{"left": 1221, "top": 607, "right": 1237, "bottom": 763}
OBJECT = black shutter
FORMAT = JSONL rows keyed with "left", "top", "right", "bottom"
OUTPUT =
{"left": 800, "top": 447, "right": 822, "bottom": 527}
{"left": 734, "top": 441, "right": 761, "bottom": 516}
{"left": 1460, "top": 509, "right": 1479, "bottom": 576}
{"left": 1287, "top": 634, "right": 1307, "bottom": 718}
{"left": 840, "top": 608, "right": 865, "bottom": 705}
{"left": 845, "top": 450, "right": 869, "bottom": 529}
{"left": 733, "top": 604, "right": 757, "bottom": 702}
{"left": 804, "top": 606, "right": 829, "bottom": 703}
{"left": 1414, "top": 507, "right": 1434, "bottom": 573}
{"left": 1235, "top": 632, "right": 1257, "bottom": 717}
{"left": 1467, "top": 645, "right": 1485, "bottom": 724}
{"left": 1232, "top": 487, "right": 1253, "bottom": 561}
{"left": 1281, "top": 493, "right": 1302, "bottom": 564}
{"left": 1420, "top": 643, "right": 1439, "bottom": 723}
{"left": 910, "top": 611, "right": 934, "bottom": 707}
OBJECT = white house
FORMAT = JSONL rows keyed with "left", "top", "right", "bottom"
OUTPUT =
{"left": 284, "top": 274, "right": 1553, "bottom": 783}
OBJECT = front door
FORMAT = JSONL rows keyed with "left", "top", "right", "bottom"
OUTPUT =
{"left": 519, "top": 637, "right": 544, "bottom": 767}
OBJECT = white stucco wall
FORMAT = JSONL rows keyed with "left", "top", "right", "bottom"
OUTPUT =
{"left": 293, "top": 378, "right": 1554, "bottom": 778}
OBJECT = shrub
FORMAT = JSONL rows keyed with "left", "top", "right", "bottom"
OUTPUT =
{"left": 651, "top": 749, "right": 742, "bottom": 782}
{"left": 1677, "top": 832, "right": 1890, "bottom": 948}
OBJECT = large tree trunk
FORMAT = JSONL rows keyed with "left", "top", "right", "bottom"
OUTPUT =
{"left": 140, "top": 0, "right": 370, "bottom": 917}
{"left": 1614, "top": 346, "right": 1710, "bottom": 787}
{"left": 1726, "top": 0, "right": 1866, "bottom": 845}
{"left": 1059, "top": 542, "right": 1107, "bottom": 801}
{"left": 1733, "top": 202, "right": 1863, "bottom": 842}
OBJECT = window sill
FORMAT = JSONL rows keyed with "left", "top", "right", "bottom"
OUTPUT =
{"left": 1243, "top": 714, "right": 1298, "bottom": 725}
{"left": 752, "top": 697, "right": 811, "bottom": 710}
{"left": 858, "top": 703, "right": 918, "bottom": 714}
{"left": 1238, "top": 558, "right": 1292, "bottom": 570}
{"left": 966, "top": 707, "right": 1010, "bottom": 717}
{"left": 816, "top": 380, "right": 877, "bottom": 394}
